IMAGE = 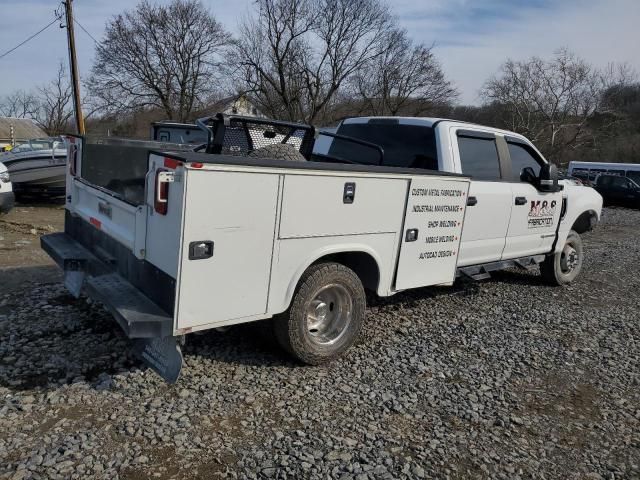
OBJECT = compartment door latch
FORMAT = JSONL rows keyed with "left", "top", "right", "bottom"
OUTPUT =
{"left": 343, "top": 182, "right": 356, "bottom": 204}
{"left": 189, "top": 241, "right": 214, "bottom": 260}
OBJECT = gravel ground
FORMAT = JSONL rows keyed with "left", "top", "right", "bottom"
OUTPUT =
{"left": 0, "top": 206, "right": 639, "bottom": 480}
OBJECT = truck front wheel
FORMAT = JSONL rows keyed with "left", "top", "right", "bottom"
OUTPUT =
{"left": 274, "top": 262, "right": 366, "bottom": 365}
{"left": 540, "top": 230, "right": 584, "bottom": 285}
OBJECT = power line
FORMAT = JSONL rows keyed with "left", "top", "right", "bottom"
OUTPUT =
{"left": 74, "top": 18, "right": 99, "bottom": 45}
{"left": 0, "top": 17, "right": 61, "bottom": 61}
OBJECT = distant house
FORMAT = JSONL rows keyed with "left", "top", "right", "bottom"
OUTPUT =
{"left": 0, "top": 117, "right": 47, "bottom": 149}
{"left": 204, "top": 94, "right": 263, "bottom": 118}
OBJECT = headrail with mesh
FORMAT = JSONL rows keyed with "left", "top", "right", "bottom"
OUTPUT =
{"left": 195, "top": 114, "right": 316, "bottom": 159}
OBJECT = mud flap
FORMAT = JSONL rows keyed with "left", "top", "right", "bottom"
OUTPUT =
{"left": 133, "top": 337, "right": 183, "bottom": 384}
{"left": 63, "top": 259, "right": 87, "bottom": 298}
{"left": 64, "top": 268, "right": 86, "bottom": 298}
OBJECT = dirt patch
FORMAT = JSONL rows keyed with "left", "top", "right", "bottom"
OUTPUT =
{"left": 521, "top": 372, "right": 600, "bottom": 421}
{"left": 0, "top": 202, "right": 64, "bottom": 271}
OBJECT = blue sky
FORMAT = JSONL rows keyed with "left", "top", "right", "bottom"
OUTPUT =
{"left": 0, "top": 0, "right": 638, "bottom": 105}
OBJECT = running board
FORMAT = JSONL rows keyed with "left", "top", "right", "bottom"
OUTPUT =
{"left": 457, "top": 255, "right": 545, "bottom": 281}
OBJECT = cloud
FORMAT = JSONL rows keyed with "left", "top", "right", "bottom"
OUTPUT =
{"left": 0, "top": 0, "right": 638, "bottom": 108}
{"left": 396, "top": 0, "right": 640, "bottom": 103}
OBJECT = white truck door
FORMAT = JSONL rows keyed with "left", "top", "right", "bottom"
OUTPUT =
{"left": 395, "top": 177, "right": 468, "bottom": 290}
{"left": 502, "top": 140, "right": 563, "bottom": 259}
{"left": 175, "top": 169, "right": 279, "bottom": 329}
{"left": 452, "top": 129, "right": 513, "bottom": 267}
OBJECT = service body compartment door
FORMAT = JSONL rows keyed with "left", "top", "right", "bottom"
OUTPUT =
{"left": 176, "top": 170, "right": 279, "bottom": 329}
{"left": 395, "top": 178, "right": 469, "bottom": 290}
{"left": 279, "top": 175, "right": 407, "bottom": 238}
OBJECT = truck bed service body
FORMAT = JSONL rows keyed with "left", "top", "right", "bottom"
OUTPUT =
{"left": 42, "top": 115, "right": 603, "bottom": 383}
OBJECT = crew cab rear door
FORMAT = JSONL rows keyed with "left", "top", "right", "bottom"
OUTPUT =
{"left": 450, "top": 129, "right": 513, "bottom": 267}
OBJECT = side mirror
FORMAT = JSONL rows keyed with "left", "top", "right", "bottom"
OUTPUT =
{"left": 538, "top": 163, "right": 560, "bottom": 192}
{"left": 520, "top": 166, "right": 537, "bottom": 184}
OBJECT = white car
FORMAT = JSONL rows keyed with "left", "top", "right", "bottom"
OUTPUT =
{"left": 0, "top": 161, "right": 14, "bottom": 214}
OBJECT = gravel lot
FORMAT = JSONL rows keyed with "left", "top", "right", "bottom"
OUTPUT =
{"left": 1, "top": 205, "right": 639, "bottom": 480}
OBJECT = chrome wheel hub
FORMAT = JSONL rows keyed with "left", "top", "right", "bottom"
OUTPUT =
{"left": 560, "top": 245, "right": 579, "bottom": 273}
{"left": 305, "top": 284, "right": 353, "bottom": 346}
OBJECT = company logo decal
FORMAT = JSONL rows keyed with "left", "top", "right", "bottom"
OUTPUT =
{"left": 528, "top": 200, "right": 556, "bottom": 228}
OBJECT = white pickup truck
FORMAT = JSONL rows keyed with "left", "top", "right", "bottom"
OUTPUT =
{"left": 41, "top": 114, "right": 602, "bottom": 383}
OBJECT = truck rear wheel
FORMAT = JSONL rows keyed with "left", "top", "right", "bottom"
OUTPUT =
{"left": 540, "top": 230, "right": 584, "bottom": 285}
{"left": 274, "top": 262, "right": 365, "bottom": 365}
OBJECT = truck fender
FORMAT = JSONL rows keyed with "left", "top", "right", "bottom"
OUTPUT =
{"left": 554, "top": 185, "right": 603, "bottom": 254}
{"left": 280, "top": 245, "right": 384, "bottom": 314}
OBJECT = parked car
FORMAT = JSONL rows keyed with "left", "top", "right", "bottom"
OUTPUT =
{"left": 0, "top": 161, "right": 14, "bottom": 214}
{"left": 569, "top": 161, "right": 640, "bottom": 185}
{"left": 594, "top": 173, "right": 640, "bottom": 207}
{"left": 41, "top": 114, "right": 603, "bottom": 383}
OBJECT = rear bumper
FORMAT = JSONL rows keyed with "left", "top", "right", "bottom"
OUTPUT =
{"left": 41, "top": 232, "right": 173, "bottom": 339}
{"left": 0, "top": 191, "right": 14, "bottom": 213}
{"left": 41, "top": 231, "right": 184, "bottom": 383}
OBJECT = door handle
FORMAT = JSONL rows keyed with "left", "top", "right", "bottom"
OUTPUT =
{"left": 466, "top": 196, "right": 478, "bottom": 206}
{"left": 515, "top": 196, "right": 527, "bottom": 206}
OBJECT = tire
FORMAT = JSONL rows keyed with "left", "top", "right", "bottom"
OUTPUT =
{"left": 247, "top": 143, "right": 306, "bottom": 162}
{"left": 274, "top": 262, "right": 366, "bottom": 365}
{"left": 540, "top": 230, "right": 584, "bottom": 285}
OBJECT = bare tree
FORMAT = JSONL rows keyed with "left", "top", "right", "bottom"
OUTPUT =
{"left": 482, "top": 49, "right": 634, "bottom": 162}
{"left": 0, "top": 63, "right": 73, "bottom": 135}
{"left": 0, "top": 90, "right": 39, "bottom": 119}
{"left": 352, "top": 29, "right": 457, "bottom": 116}
{"left": 36, "top": 63, "right": 74, "bottom": 135}
{"left": 88, "top": 0, "right": 231, "bottom": 122}
{"left": 233, "top": 0, "right": 394, "bottom": 123}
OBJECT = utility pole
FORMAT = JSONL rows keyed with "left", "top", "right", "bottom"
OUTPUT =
{"left": 63, "top": 0, "right": 85, "bottom": 135}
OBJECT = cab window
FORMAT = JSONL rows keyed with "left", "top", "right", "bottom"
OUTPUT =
{"left": 611, "top": 176, "right": 630, "bottom": 189}
{"left": 457, "top": 135, "right": 501, "bottom": 180}
{"left": 331, "top": 123, "right": 438, "bottom": 169}
{"left": 507, "top": 142, "right": 542, "bottom": 181}
{"left": 627, "top": 171, "right": 640, "bottom": 184}
{"left": 597, "top": 175, "right": 612, "bottom": 186}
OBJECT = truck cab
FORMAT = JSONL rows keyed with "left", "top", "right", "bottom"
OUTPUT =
{"left": 316, "top": 117, "right": 602, "bottom": 279}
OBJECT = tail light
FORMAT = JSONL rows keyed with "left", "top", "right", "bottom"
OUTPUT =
{"left": 154, "top": 169, "right": 172, "bottom": 215}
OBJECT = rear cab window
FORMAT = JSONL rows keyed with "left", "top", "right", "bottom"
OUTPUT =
{"left": 330, "top": 121, "right": 438, "bottom": 170}
{"left": 456, "top": 132, "right": 502, "bottom": 180}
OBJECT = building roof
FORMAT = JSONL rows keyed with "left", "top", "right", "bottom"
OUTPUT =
{"left": 0, "top": 117, "right": 47, "bottom": 143}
